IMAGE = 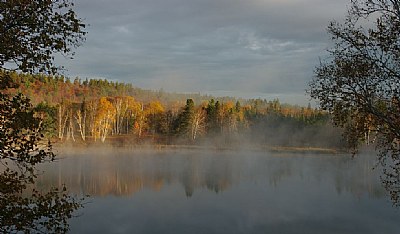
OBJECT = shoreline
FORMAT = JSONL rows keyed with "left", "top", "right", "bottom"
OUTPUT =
{"left": 53, "top": 142, "right": 343, "bottom": 155}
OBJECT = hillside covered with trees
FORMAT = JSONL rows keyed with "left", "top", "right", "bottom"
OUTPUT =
{"left": 3, "top": 70, "right": 344, "bottom": 149}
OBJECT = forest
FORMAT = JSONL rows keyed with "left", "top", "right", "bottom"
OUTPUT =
{"left": 2, "top": 70, "right": 344, "bottom": 149}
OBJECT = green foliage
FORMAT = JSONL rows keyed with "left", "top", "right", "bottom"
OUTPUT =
{"left": 34, "top": 102, "right": 57, "bottom": 138}
{"left": 174, "top": 99, "right": 195, "bottom": 138}
{"left": 206, "top": 99, "right": 218, "bottom": 134}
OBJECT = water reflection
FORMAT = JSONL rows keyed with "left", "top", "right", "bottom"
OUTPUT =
{"left": 35, "top": 149, "right": 400, "bottom": 234}
{"left": 36, "top": 149, "right": 385, "bottom": 199}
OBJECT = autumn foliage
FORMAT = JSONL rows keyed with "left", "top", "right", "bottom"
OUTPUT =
{"left": 2, "top": 71, "right": 342, "bottom": 149}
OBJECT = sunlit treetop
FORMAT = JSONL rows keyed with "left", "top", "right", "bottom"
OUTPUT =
{"left": 0, "top": 0, "right": 86, "bottom": 74}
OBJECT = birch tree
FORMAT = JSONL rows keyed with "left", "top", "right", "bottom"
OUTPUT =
{"left": 57, "top": 100, "right": 70, "bottom": 140}
{"left": 75, "top": 100, "right": 87, "bottom": 141}
{"left": 191, "top": 107, "right": 206, "bottom": 141}
{"left": 95, "top": 97, "right": 116, "bottom": 142}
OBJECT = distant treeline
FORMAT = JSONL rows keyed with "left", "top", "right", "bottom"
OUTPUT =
{"left": 2, "top": 70, "right": 223, "bottom": 105}
{"left": 3, "top": 71, "right": 344, "bottom": 148}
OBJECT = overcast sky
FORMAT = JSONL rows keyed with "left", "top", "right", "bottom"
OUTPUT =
{"left": 59, "top": 0, "right": 350, "bottom": 105}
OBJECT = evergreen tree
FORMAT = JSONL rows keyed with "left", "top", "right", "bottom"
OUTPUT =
{"left": 206, "top": 99, "right": 218, "bottom": 134}
{"left": 174, "top": 99, "right": 195, "bottom": 138}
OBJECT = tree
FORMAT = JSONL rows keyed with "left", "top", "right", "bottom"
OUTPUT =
{"left": 94, "top": 97, "right": 115, "bottom": 142}
{"left": 190, "top": 107, "right": 206, "bottom": 141}
{"left": 75, "top": 99, "right": 87, "bottom": 141}
{"left": 309, "top": 0, "right": 400, "bottom": 204}
{"left": 206, "top": 99, "right": 218, "bottom": 134}
{"left": 133, "top": 102, "right": 145, "bottom": 138}
{"left": 87, "top": 99, "right": 99, "bottom": 140}
{"left": 0, "top": 0, "right": 86, "bottom": 74}
{"left": 56, "top": 99, "right": 71, "bottom": 140}
{"left": 145, "top": 100, "right": 165, "bottom": 135}
{"left": 34, "top": 101, "right": 57, "bottom": 138}
{"left": 1, "top": 0, "right": 86, "bottom": 232}
{"left": 0, "top": 74, "right": 82, "bottom": 233}
{"left": 222, "top": 101, "right": 237, "bottom": 134}
{"left": 174, "top": 99, "right": 195, "bottom": 139}
{"left": 123, "top": 96, "right": 141, "bottom": 135}
{"left": 113, "top": 97, "right": 126, "bottom": 135}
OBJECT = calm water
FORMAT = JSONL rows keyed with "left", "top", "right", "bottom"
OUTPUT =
{"left": 37, "top": 148, "right": 400, "bottom": 234}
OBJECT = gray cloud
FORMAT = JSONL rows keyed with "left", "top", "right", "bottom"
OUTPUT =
{"left": 58, "top": 0, "right": 350, "bottom": 105}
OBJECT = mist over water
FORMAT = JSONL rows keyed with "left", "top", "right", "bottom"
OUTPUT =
{"left": 37, "top": 148, "right": 400, "bottom": 234}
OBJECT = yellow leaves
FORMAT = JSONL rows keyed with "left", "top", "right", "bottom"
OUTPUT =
{"left": 145, "top": 101, "right": 164, "bottom": 115}
{"left": 98, "top": 97, "right": 113, "bottom": 111}
{"left": 124, "top": 97, "right": 142, "bottom": 115}
{"left": 93, "top": 97, "right": 116, "bottom": 142}
{"left": 224, "top": 101, "right": 235, "bottom": 111}
{"left": 96, "top": 97, "right": 115, "bottom": 122}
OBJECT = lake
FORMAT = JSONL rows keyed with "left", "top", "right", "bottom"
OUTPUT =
{"left": 37, "top": 148, "right": 400, "bottom": 234}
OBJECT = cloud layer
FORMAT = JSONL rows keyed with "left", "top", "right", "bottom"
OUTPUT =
{"left": 59, "top": 0, "right": 349, "bottom": 105}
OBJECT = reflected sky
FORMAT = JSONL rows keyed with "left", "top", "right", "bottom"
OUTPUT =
{"left": 37, "top": 149, "right": 400, "bottom": 234}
